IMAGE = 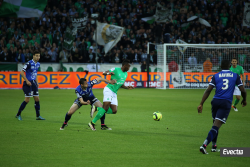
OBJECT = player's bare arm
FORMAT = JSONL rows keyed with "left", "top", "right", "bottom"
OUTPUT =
{"left": 238, "top": 86, "right": 247, "bottom": 107}
{"left": 121, "top": 84, "right": 134, "bottom": 90}
{"left": 95, "top": 77, "right": 117, "bottom": 84}
{"left": 79, "top": 98, "right": 90, "bottom": 105}
{"left": 197, "top": 85, "right": 214, "bottom": 113}
{"left": 20, "top": 70, "right": 31, "bottom": 86}
{"left": 242, "top": 73, "right": 245, "bottom": 86}
{"left": 103, "top": 70, "right": 115, "bottom": 75}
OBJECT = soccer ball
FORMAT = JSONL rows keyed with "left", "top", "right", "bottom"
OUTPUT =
{"left": 153, "top": 112, "right": 162, "bottom": 121}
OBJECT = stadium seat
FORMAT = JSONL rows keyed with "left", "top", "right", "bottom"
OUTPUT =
{"left": 76, "top": 67, "right": 84, "bottom": 72}
{"left": 131, "top": 67, "right": 138, "bottom": 72}
{"left": 154, "top": 68, "right": 163, "bottom": 72}
{"left": 62, "top": 66, "right": 67, "bottom": 72}
{"left": 46, "top": 67, "right": 53, "bottom": 72}
{"left": 69, "top": 67, "right": 74, "bottom": 72}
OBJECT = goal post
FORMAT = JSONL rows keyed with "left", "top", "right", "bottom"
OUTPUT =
{"left": 153, "top": 43, "right": 250, "bottom": 89}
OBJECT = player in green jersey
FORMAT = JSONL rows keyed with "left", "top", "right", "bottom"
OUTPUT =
{"left": 88, "top": 60, "right": 134, "bottom": 131}
{"left": 230, "top": 57, "right": 245, "bottom": 111}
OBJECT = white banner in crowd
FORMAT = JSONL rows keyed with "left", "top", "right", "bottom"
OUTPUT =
{"left": 93, "top": 21, "right": 125, "bottom": 54}
{"left": 142, "top": 2, "right": 172, "bottom": 23}
{"left": 71, "top": 15, "right": 88, "bottom": 30}
{"left": 243, "top": 3, "right": 250, "bottom": 27}
{"left": 187, "top": 16, "right": 211, "bottom": 27}
{"left": 184, "top": 65, "right": 203, "bottom": 72}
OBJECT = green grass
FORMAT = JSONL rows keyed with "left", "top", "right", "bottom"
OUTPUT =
{"left": 0, "top": 88, "right": 249, "bottom": 167}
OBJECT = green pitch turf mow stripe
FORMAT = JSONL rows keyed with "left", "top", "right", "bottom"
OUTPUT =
{"left": 0, "top": 89, "right": 249, "bottom": 167}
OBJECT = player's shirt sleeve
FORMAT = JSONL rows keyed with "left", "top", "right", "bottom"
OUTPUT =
{"left": 109, "top": 67, "right": 116, "bottom": 73}
{"left": 75, "top": 88, "right": 82, "bottom": 98}
{"left": 236, "top": 74, "right": 243, "bottom": 87}
{"left": 209, "top": 75, "right": 216, "bottom": 87}
{"left": 22, "top": 62, "right": 31, "bottom": 72}
{"left": 241, "top": 66, "right": 244, "bottom": 74}
{"left": 90, "top": 79, "right": 98, "bottom": 87}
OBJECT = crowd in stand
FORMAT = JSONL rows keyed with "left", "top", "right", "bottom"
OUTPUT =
{"left": 0, "top": 0, "right": 250, "bottom": 69}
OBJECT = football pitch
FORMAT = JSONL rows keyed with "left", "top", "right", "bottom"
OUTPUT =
{"left": 0, "top": 88, "right": 249, "bottom": 167}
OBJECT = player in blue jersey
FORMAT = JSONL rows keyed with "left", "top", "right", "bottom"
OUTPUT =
{"left": 60, "top": 77, "right": 116, "bottom": 130}
{"left": 197, "top": 60, "right": 247, "bottom": 154}
{"left": 15, "top": 50, "right": 45, "bottom": 121}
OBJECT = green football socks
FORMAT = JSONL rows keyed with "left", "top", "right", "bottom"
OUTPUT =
{"left": 106, "top": 107, "right": 113, "bottom": 114}
{"left": 92, "top": 107, "right": 106, "bottom": 124}
{"left": 233, "top": 99, "right": 240, "bottom": 107}
{"left": 92, "top": 107, "right": 114, "bottom": 124}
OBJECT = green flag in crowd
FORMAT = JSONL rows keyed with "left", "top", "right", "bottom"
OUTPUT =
{"left": 0, "top": 0, "right": 47, "bottom": 18}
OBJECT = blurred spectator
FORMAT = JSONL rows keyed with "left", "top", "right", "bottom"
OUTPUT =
{"left": 89, "top": 43, "right": 97, "bottom": 54}
{"left": 168, "top": 58, "right": 179, "bottom": 72}
{"left": 211, "top": 54, "right": 219, "bottom": 66}
{"left": 131, "top": 49, "right": 141, "bottom": 64}
{"left": 40, "top": 48, "right": 46, "bottom": 62}
{"left": 48, "top": 47, "right": 57, "bottom": 62}
{"left": 70, "top": 48, "right": 83, "bottom": 63}
{"left": 141, "top": 49, "right": 147, "bottom": 62}
{"left": 7, "top": 40, "right": 14, "bottom": 50}
{"left": 113, "top": 53, "right": 120, "bottom": 63}
{"left": 188, "top": 53, "right": 197, "bottom": 67}
{"left": 41, "top": 34, "right": 49, "bottom": 46}
{"left": 0, "top": 48, "right": 9, "bottom": 62}
{"left": 87, "top": 49, "right": 94, "bottom": 63}
{"left": 43, "top": 50, "right": 51, "bottom": 62}
{"left": 59, "top": 48, "right": 70, "bottom": 63}
{"left": 8, "top": 47, "right": 16, "bottom": 62}
{"left": 203, "top": 58, "right": 213, "bottom": 72}
{"left": 141, "top": 61, "right": 147, "bottom": 72}
{"left": 198, "top": 48, "right": 207, "bottom": 64}
{"left": 15, "top": 49, "right": 25, "bottom": 63}
{"left": 245, "top": 53, "right": 250, "bottom": 71}
{"left": 238, "top": 50, "right": 247, "bottom": 66}
{"left": 154, "top": 22, "right": 163, "bottom": 43}
{"left": 96, "top": 48, "right": 103, "bottom": 63}
{"left": 149, "top": 51, "right": 156, "bottom": 65}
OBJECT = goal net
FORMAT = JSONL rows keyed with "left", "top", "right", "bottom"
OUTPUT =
{"left": 151, "top": 43, "right": 250, "bottom": 89}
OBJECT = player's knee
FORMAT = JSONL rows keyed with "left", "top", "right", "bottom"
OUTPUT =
{"left": 25, "top": 98, "right": 30, "bottom": 103}
{"left": 112, "top": 110, "right": 117, "bottom": 114}
{"left": 34, "top": 97, "right": 39, "bottom": 102}
{"left": 103, "top": 106, "right": 109, "bottom": 112}
{"left": 67, "top": 112, "right": 73, "bottom": 116}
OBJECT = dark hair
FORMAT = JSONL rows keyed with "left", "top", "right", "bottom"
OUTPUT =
{"left": 122, "top": 59, "right": 130, "bottom": 66}
{"left": 221, "top": 60, "right": 230, "bottom": 70}
{"left": 232, "top": 57, "right": 237, "bottom": 61}
{"left": 79, "top": 78, "right": 87, "bottom": 85}
{"left": 33, "top": 50, "right": 40, "bottom": 55}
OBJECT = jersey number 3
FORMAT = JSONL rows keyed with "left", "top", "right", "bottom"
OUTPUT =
{"left": 222, "top": 79, "right": 229, "bottom": 90}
